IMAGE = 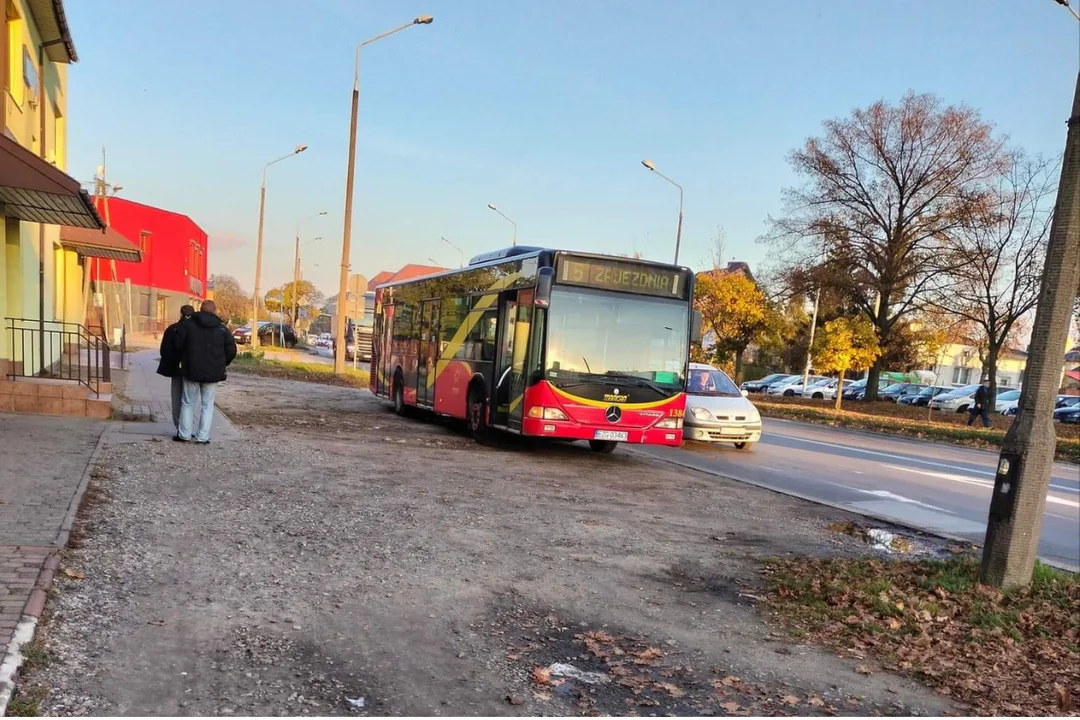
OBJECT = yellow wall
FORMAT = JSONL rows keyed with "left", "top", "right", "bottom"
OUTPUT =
{"left": 1, "top": 0, "right": 75, "bottom": 372}
{"left": 932, "top": 342, "right": 1028, "bottom": 387}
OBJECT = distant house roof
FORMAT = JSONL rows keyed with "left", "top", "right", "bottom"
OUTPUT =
{"left": 60, "top": 225, "right": 141, "bottom": 262}
{"left": 697, "top": 261, "right": 755, "bottom": 283}
{"left": 368, "top": 271, "right": 395, "bottom": 288}
{"left": 376, "top": 264, "right": 446, "bottom": 287}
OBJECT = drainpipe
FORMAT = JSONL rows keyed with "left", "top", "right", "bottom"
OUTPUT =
{"left": 37, "top": 39, "right": 64, "bottom": 374}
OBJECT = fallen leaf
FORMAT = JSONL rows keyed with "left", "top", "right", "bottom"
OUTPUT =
{"left": 807, "top": 695, "right": 826, "bottom": 707}
{"left": 532, "top": 666, "right": 551, "bottom": 685}
{"left": 886, "top": 617, "right": 903, "bottom": 631}
{"left": 1056, "top": 685, "right": 1075, "bottom": 713}
{"left": 635, "top": 647, "right": 664, "bottom": 664}
{"left": 855, "top": 665, "right": 873, "bottom": 675}
{"left": 657, "top": 682, "right": 685, "bottom": 698}
{"left": 719, "top": 701, "right": 742, "bottom": 713}
{"left": 781, "top": 694, "right": 800, "bottom": 706}
{"left": 61, "top": 568, "right": 84, "bottom": 580}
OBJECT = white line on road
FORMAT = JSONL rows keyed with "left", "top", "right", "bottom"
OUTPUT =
{"left": 886, "top": 465, "right": 1080, "bottom": 510}
{"left": 846, "top": 488, "right": 953, "bottom": 513}
{"left": 770, "top": 430, "right": 1079, "bottom": 494}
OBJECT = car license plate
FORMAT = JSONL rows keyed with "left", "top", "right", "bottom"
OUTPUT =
{"left": 593, "top": 430, "right": 628, "bottom": 442}
{"left": 720, "top": 427, "right": 743, "bottom": 435}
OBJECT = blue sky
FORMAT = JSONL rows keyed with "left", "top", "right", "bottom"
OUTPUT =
{"left": 63, "top": 0, "right": 1079, "bottom": 297}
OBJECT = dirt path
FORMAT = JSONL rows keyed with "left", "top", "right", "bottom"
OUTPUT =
{"left": 19, "top": 373, "right": 958, "bottom": 716}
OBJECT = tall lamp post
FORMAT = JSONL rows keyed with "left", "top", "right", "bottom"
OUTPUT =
{"left": 334, "top": 14, "right": 434, "bottom": 374}
{"left": 640, "top": 159, "right": 684, "bottom": 265}
{"left": 252, "top": 144, "right": 308, "bottom": 350}
{"left": 293, "top": 211, "right": 327, "bottom": 326}
{"left": 486, "top": 204, "right": 517, "bottom": 246}
{"left": 981, "top": 0, "right": 1080, "bottom": 588}
{"left": 442, "top": 236, "right": 464, "bottom": 267}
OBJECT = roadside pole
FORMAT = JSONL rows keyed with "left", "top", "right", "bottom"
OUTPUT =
{"left": 801, "top": 287, "right": 821, "bottom": 396}
{"left": 980, "top": 67, "right": 1080, "bottom": 588}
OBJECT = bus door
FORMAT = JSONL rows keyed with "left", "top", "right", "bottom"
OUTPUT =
{"left": 506, "top": 289, "right": 532, "bottom": 429}
{"left": 493, "top": 291, "right": 523, "bottom": 428}
{"left": 417, "top": 299, "right": 440, "bottom": 407}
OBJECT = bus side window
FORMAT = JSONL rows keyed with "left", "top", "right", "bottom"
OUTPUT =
{"left": 480, "top": 312, "right": 497, "bottom": 362}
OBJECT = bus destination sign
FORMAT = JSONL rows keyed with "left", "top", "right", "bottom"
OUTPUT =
{"left": 556, "top": 257, "right": 690, "bottom": 299}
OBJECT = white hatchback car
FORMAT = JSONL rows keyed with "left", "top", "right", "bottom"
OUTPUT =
{"left": 683, "top": 363, "right": 762, "bottom": 450}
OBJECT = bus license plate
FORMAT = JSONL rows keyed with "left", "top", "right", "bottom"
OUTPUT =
{"left": 594, "top": 430, "right": 628, "bottom": 442}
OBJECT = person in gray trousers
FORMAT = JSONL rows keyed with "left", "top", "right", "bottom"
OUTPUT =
{"left": 157, "top": 305, "right": 195, "bottom": 437}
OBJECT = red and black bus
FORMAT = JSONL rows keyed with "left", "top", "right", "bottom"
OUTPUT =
{"left": 370, "top": 247, "right": 701, "bottom": 453}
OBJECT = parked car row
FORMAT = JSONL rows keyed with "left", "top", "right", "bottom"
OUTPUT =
{"left": 232, "top": 321, "right": 298, "bottom": 348}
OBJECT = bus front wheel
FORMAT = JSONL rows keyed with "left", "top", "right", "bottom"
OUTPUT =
{"left": 393, "top": 377, "right": 407, "bottom": 416}
{"left": 589, "top": 440, "right": 618, "bottom": 454}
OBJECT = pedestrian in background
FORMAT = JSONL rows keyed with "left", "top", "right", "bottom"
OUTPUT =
{"left": 967, "top": 378, "right": 991, "bottom": 428}
{"left": 157, "top": 304, "right": 195, "bottom": 439}
{"left": 173, "top": 300, "right": 237, "bottom": 444}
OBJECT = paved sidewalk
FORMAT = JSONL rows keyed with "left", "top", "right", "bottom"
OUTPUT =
{"left": 113, "top": 351, "right": 241, "bottom": 443}
{"left": 0, "top": 413, "right": 105, "bottom": 711}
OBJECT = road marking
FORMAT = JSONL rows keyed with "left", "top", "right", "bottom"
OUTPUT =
{"left": 847, "top": 488, "right": 953, "bottom": 513}
{"left": 886, "top": 465, "right": 1080, "bottom": 510}
{"left": 769, "top": 430, "right": 1079, "bottom": 494}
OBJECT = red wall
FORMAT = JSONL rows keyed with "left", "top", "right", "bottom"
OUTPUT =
{"left": 88, "top": 197, "right": 209, "bottom": 299}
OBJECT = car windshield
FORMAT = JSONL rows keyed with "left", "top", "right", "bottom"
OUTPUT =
{"left": 687, "top": 367, "right": 742, "bottom": 396}
{"left": 757, "top": 374, "right": 785, "bottom": 384}
{"left": 1061, "top": 397, "right": 1080, "bottom": 407}
{"left": 545, "top": 288, "right": 689, "bottom": 394}
{"left": 808, "top": 377, "right": 833, "bottom": 387}
{"left": 918, "top": 386, "right": 944, "bottom": 397}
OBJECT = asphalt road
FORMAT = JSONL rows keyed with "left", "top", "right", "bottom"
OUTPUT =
{"left": 630, "top": 419, "right": 1080, "bottom": 570}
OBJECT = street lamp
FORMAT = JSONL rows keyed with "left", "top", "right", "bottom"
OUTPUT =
{"left": 298, "top": 239, "right": 321, "bottom": 281}
{"left": 252, "top": 143, "right": 308, "bottom": 349}
{"left": 442, "top": 236, "right": 464, "bottom": 267}
{"left": 487, "top": 204, "right": 517, "bottom": 246}
{"left": 640, "top": 159, "right": 684, "bottom": 265}
{"left": 335, "top": 15, "right": 434, "bottom": 374}
{"left": 293, "top": 211, "right": 327, "bottom": 325}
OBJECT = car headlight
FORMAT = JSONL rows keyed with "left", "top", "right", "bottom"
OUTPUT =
{"left": 748, "top": 406, "right": 760, "bottom": 422}
{"left": 690, "top": 407, "right": 712, "bottom": 421}
{"left": 655, "top": 417, "right": 682, "bottom": 429}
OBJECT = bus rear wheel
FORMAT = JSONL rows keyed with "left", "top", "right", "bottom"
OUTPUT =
{"left": 468, "top": 389, "right": 489, "bottom": 444}
{"left": 589, "top": 440, "right": 618, "bottom": 454}
{"left": 393, "top": 377, "right": 407, "bottom": 416}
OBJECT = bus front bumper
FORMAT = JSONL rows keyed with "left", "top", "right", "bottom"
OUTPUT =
{"left": 521, "top": 418, "right": 683, "bottom": 446}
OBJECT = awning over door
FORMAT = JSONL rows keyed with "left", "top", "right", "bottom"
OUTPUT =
{"left": 0, "top": 133, "right": 104, "bottom": 229}
{"left": 60, "top": 225, "right": 142, "bottom": 262}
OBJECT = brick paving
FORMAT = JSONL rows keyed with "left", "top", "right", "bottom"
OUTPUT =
{"left": 0, "top": 413, "right": 104, "bottom": 664}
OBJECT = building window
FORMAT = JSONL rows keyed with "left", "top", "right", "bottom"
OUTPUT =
{"left": 6, "top": 2, "right": 23, "bottom": 102}
{"left": 139, "top": 292, "right": 151, "bottom": 316}
{"left": 21, "top": 45, "right": 36, "bottom": 100}
{"left": 952, "top": 366, "right": 972, "bottom": 385}
{"left": 139, "top": 231, "right": 151, "bottom": 255}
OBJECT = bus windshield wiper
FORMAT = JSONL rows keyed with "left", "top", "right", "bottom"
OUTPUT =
{"left": 603, "top": 372, "right": 667, "bottom": 395}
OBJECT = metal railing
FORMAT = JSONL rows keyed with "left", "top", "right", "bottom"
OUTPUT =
{"left": 4, "top": 318, "right": 111, "bottom": 396}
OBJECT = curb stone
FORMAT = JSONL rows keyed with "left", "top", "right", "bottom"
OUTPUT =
{"left": 0, "top": 423, "right": 109, "bottom": 717}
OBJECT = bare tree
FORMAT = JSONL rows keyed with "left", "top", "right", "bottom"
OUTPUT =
{"left": 931, "top": 153, "right": 1057, "bottom": 409}
{"left": 765, "top": 91, "right": 1008, "bottom": 399}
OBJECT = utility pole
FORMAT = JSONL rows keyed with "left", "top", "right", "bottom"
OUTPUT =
{"left": 801, "top": 286, "right": 821, "bottom": 396}
{"left": 980, "top": 57, "right": 1080, "bottom": 589}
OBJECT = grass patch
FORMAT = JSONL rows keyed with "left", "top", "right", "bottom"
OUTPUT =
{"left": 754, "top": 398, "right": 1080, "bottom": 463}
{"left": 761, "top": 555, "right": 1080, "bottom": 715}
{"left": 230, "top": 351, "right": 370, "bottom": 389}
{"left": 6, "top": 686, "right": 46, "bottom": 717}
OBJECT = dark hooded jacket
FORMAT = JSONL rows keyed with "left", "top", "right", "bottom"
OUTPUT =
{"left": 156, "top": 317, "right": 189, "bottom": 377}
{"left": 173, "top": 311, "right": 237, "bottom": 384}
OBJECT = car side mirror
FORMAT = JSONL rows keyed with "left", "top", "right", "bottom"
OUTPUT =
{"left": 741, "top": 389, "right": 749, "bottom": 397}
{"left": 691, "top": 310, "right": 703, "bottom": 343}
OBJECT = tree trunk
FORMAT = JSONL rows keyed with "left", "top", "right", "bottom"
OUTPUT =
{"left": 865, "top": 363, "right": 882, "bottom": 403}
{"left": 834, "top": 369, "right": 846, "bottom": 411}
{"left": 734, "top": 346, "right": 746, "bottom": 384}
{"left": 986, "top": 343, "right": 1000, "bottom": 413}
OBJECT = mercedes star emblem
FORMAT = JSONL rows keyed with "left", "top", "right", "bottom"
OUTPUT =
{"left": 605, "top": 405, "right": 622, "bottom": 423}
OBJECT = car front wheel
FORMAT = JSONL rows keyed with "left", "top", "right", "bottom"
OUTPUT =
{"left": 734, "top": 442, "right": 753, "bottom": 450}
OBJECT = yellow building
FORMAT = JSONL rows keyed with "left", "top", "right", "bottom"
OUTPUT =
{"left": 1, "top": 0, "right": 137, "bottom": 384}
{"left": 929, "top": 342, "right": 1029, "bottom": 388}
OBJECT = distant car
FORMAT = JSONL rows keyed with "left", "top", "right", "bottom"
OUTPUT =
{"left": 1005, "top": 395, "right": 1079, "bottom": 417}
{"left": 797, "top": 377, "right": 838, "bottom": 400}
{"left": 684, "top": 363, "right": 762, "bottom": 450}
{"left": 741, "top": 373, "right": 794, "bottom": 393}
{"left": 233, "top": 322, "right": 297, "bottom": 348}
{"left": 994, "top": 389, "right": 1023, "bottom": 415}
{"left": 877, "top": 382, "right": 926, "bottom": 403}
{"left": 901, "top": 385, "right": 952, "bottom": 407}
{"left": 843, "top": 377, "right": 889, "bottom": 401}
{"left": 933, "top": 385, "right": 1010, "bottom": 413}
{"left": 768, "top": 375, "right": 828, "bottom": 397}
{"left": 1054, "top": 405, "right": 1080, "bottom": 424}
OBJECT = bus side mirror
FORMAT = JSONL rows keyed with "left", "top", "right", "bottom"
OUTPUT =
{"left": 535, "top": 267, "right": 554, "bottom": 307}
{"left": 691, "top": 310, "right": 703, "bottom": 343}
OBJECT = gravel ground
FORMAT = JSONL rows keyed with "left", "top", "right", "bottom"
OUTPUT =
{"left": 17, "top": 372, "right": 958, "bottom": 716}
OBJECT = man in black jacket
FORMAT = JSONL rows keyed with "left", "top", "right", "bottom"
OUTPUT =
{"left": 157, "top": 305, "right": 194, "bottom": 437}
{"left": 967, "top": 379, "right": 991, "bottom": 428}
{"left": 173, "top": 300, "right": 237, "bottom": 443}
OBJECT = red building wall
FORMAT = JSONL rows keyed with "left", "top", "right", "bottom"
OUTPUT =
{"left": 89, "top": 197, "right": 209, "bottom": 300}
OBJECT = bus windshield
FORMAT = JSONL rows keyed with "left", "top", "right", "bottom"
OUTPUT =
{"left": 544, "top": 287, "right": 688, "bottom": 393}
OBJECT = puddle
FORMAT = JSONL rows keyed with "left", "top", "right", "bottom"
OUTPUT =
{"left": 827, "top": 520, "right": 951, "bottom": 558}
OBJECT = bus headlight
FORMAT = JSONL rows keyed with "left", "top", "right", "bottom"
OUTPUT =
{"left": 528, "top": 406, "right": 568, "bottom": 421}
{"left": 655, "top": 417, "right": 682, "bottom": 429}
